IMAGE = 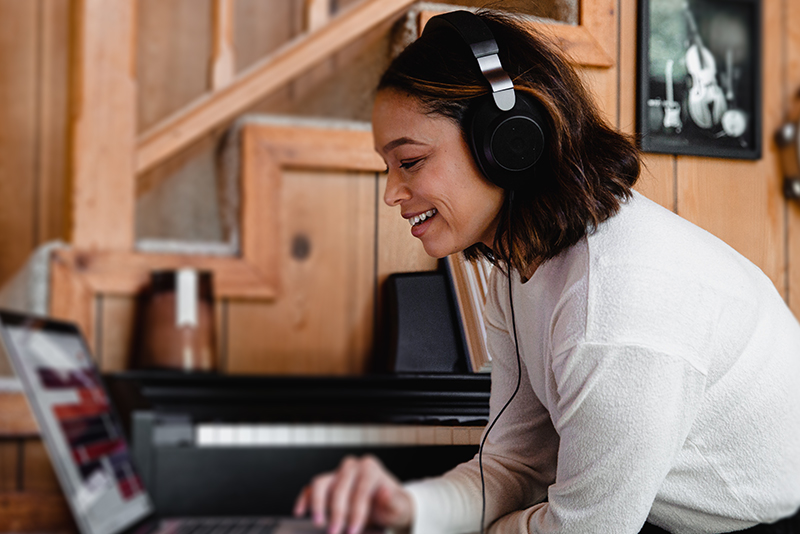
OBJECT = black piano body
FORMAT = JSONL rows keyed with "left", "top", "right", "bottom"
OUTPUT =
{"left": 104, "top": 371, "right": 490, "bottom": 517}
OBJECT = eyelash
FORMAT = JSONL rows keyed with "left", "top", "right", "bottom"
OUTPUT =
{"left": 399, "top": 159, "right": 422, "bottom": 170}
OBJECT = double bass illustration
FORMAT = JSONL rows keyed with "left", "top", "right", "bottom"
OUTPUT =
{"left": 682, "top": 2, "right": 727, "bottom": 130}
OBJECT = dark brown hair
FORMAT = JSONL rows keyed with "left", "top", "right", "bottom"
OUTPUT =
{"left": 378, "top": 10, "right": 641, "bottom": 272}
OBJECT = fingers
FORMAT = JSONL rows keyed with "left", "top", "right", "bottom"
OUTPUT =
{"left": 294, "top": 455, "right": 399, "bottom": 534}
{"left": 343, "top": 457, "right": 381, "bottom": 534}
{"left": 328, "top": 457, "right": 361, "bottom": 534}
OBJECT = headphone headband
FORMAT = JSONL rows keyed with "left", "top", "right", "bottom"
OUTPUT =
{"left": 420, "top": 10, "right": 548, "bottom": 190}
{"left": 422, "top": 11, "right": 516, "bottom": 111}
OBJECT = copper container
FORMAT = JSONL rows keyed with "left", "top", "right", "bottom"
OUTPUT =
{"left": 138, "top": 269, "right": 216, "bottom": 372}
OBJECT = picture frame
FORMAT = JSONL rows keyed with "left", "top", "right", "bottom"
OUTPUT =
{"left": 637, "top": 0, "right": 762, "bottom": 159}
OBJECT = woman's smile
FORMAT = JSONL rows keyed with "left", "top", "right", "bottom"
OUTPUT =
{"left": 372, "top": 89, "right": 505, "bottom": 258}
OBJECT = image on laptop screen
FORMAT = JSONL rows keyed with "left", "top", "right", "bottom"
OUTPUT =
{"left": 0, "top": 312, "right": 154, "bottom": 534}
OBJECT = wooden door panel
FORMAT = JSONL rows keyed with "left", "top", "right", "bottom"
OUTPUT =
{"left": 227, "top": 170, "right": 377, "bottom": 375}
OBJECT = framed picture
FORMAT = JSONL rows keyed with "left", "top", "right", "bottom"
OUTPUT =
{"left": 637, "top": 0, "right": 762, "bottom": 159}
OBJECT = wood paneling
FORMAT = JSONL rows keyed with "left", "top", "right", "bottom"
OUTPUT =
{"left": 0, "top": 491, "right": 74, "bottom": 532}
{"left": 0, "top": 0, "right": 38, "bottom": 284}
{"left": 0, "top": 442, "right": 18, "bottom": 492}
{"left": 227, "top": 170, "right": 378, "bottom": 375}
{"left": 136, "top": 0, "right": 416, "bottom": 175}
{"left": 37, "top": 0, "right": 70, "bottom": 246}
{"left": 0, "top": 394, "right": 38, "bottom": 438}
{"left": 137, "top": 0, "right": 213, "bottom": 132}
{"left": 234, "top": 0, "right": 302, "bottom": 74}
{"left": 676, "top": 0, "right": 785, "bottom": 293}
{"left": 98, "top": 295, "right": 137, "bottom": 372}
{"left": 787, "top": 0, "right": 800, "bottom": 315}
{"left": 22, "top": 440, "right": 59, "bottom": 492}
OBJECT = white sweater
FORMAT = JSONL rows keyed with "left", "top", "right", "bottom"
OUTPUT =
{"left": 405, "top": 191, "right": 800, "bottom": 534}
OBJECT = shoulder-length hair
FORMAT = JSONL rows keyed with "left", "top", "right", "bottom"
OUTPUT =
{"left": 377, "top": 10, "right": 641, "bottom": 272}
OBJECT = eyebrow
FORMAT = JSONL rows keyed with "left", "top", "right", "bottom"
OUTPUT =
{"left": 380, "top": 137, "right": 426, "bottom": 154}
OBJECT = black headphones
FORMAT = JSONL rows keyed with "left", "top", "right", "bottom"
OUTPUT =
{"left": 421, "top": 10, "right": 550, "bottom": 191}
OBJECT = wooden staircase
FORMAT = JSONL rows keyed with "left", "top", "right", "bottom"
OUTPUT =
{"left": 0, "top": 0, "right": 618, "bottom": 530}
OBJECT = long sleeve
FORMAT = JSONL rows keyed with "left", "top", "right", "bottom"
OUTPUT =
{"left": 488, "top": 342, "right": 707, "bottom": 533}
{"left": 405, "top": 310, "right": 559, "bottom": 534}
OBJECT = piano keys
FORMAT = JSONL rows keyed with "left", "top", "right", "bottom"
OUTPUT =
{"left": 103, "top": 371, "right": 490, "bottom": 517}
{"left": 194, "top": 423, "right": 485, "bottom": 447}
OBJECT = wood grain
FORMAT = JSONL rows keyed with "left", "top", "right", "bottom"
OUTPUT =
{"left": 677, "top": 0, "right": 786, "bottom": 295}
{"left": 210, "top": 0, "right": 236, "bottom": 90}
{"left": 234, "top": 0, "right": 300, "bottom": 74}
{"left": 36, "top": 0, "right": 70, "bottom": 246}
{"left": 22, "top": 440, "right": 59, "bottom": 492}
{"left": 0, "top": 442, "right": 17, "bottom": 492}
{"left": 305, "top": 0, "right": 330, "bottom": 32}
{"left": 136, "top": 0, "right": 213, "bottom": 132}
{"left": 0, "top": 491, "right": 75, "bottom": 532}
{"left": 637, "top": 154, "right": 676, "bottom": 212}
{"left": 0, "top": 0, "right": 37, "bottom": 285}
{"left": 70, "top": 0, "right": 136, "bottom": 250}
{"left": 787, "top": 0, "right": 800, "bottom": 315}
{"left": 136, "top": 0, "right": 417, "bottom": 174}
{"left": 98, "top": 295, "right": 137, "bottom": 372}
{"left": 227, "top": 170, "right": 377, "bottom": 375}
{"left": 618, "top": 0, "right": 638, "bottom": 135}
{"left": 0, "top": 394, "right": 38, "bottom": 438}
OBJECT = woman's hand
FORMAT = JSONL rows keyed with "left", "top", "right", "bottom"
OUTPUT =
{"left": 293, "top": 455, "right": 413, "bottom": 534}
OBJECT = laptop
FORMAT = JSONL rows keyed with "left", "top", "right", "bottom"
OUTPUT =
{"left": 0, "top": 309, "right": 383, "bottom": 534}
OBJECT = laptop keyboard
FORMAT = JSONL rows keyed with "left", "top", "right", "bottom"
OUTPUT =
{"left": 162, "top": 518, "right": 279, "bottom": 534}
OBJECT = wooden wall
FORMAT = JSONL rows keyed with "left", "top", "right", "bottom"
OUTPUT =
{"left": 1, "top": 0, "right": 800, "bottom": 530}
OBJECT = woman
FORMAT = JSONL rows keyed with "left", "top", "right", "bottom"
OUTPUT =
{"left": 294, "top": 10, "right": 800, "bottom": 534}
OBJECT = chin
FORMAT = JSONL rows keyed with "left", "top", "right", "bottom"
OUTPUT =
{"left": 421, "top": 240, "right": 460, "bottom": 259}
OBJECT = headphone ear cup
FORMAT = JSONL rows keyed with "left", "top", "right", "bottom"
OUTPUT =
{"left": 468, "top": 93, "right": 548, "bottom": 190}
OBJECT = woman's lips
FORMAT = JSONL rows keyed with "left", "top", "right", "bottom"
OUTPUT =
{"left": 409, "top": 208, "right": 437, "bottom": 238}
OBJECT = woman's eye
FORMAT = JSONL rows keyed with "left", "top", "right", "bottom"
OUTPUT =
{"left": 399, "top": 158, "right": 422, "bottom": 170}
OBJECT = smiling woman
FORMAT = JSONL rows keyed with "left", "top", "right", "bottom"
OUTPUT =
{"left": 294, "top": 9, "right": 800, "bottom": 534}
{"left": 372, "top": 89, "right": 505, "bottom": 259}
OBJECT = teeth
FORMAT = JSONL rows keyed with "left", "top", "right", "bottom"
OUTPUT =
{"left": 410, "top": 209, "right": 437, "bottom": 226}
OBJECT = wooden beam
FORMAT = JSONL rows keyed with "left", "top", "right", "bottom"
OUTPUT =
{"left": 242, "top": 123, "right": 384, "bottom": 171}
{"left": 210, "top": 0, "right": 236, "bottom": 90}
{"left": 305, "top": 0, "right": 331, "bottom": 33}
{"left": 136, "top": 0, "right": 416, "bottom": 174}
{"left": 69, "top": 0, "right": 137, "bottom": 250}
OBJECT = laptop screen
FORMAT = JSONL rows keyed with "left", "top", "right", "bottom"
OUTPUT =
{"left": 0, "top": 311, "right": 154, "bottom": 534}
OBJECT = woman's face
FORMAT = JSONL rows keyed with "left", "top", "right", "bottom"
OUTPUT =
{"left": 372, "top": 89, "right": 505, "bottom": 259}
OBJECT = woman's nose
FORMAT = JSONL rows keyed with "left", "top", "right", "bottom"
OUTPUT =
{"left": 383, "top": 170, "right": 411, "bottom": 207}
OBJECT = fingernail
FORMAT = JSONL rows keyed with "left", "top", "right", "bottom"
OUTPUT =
{"left": 314, "top": 513, "right": 325, "bottom": 527}
{"left": 328, "top": 522, "right": 341, "bottom": 534}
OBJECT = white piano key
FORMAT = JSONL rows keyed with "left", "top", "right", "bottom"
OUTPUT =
{"left": 292, "top": 425, "right": 313, "bottom": 444}
{"left": 271, "top": 425, "right": 291, "bottom": 445}
{"left": 217, "top": 425, "right": 236, "bottom": 445}
{"left": 452, "top": 427, "right": 471, "bottom": 445}
{"left": 363, "top": 425, "right": 381, "bottom": 444}
{"left": 236, "top": 425, "right": 256, "bottom": 445}
{"left": 196, "top": 424, "right": 217, "bottom": 446}
{"left": 469, "top": 426, "right": 485, "bottom": 445}
{"left": 309, "top": 424, "right": 328, "bottom": 444}
{"left": 434, "top": 426, "right": 453, "bottom": 445}
{"left": 417, "top": 426, "right": 435, "bottom": 445}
